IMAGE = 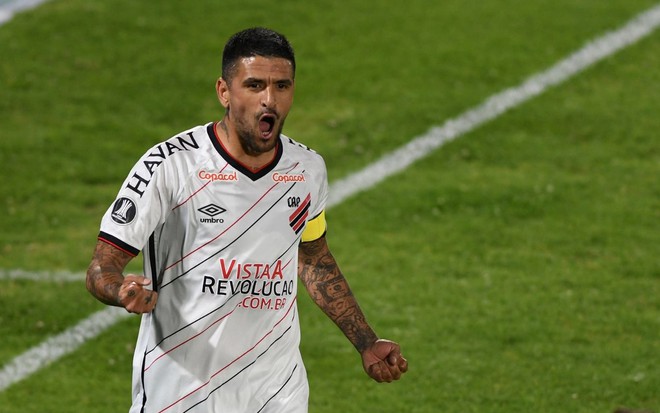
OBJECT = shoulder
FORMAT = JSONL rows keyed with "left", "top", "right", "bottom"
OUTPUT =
{"left": 121, "top": 124, "right": 212, "bottom": 197}
{"left": 135, "top": 124, "right": 212, "bottom": 172}
{"left": 281, "top": 134, "right": 326, "bottom": 170}
{"left": 280, "top": 135, "right": 328, "bottom": 202}
{"left": 280, "top": 135, "right": 329, "bottom": 214}
{"left": 150, "top": 124, "right": 209, "bottom": 159}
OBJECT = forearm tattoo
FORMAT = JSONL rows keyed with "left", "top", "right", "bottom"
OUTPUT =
{"left": 299, "top": 238, "right": 378, "bottom": 352}
{"left": 86, "top": 240, "right": 132, "bottom": 306}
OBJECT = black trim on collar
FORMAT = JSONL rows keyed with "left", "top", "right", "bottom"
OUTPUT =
{"left": 206, "top": 122, "right": 283, "bottom": 181}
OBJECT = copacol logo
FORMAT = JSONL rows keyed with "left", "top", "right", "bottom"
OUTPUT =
{"left": 111, "top": 197, "right": 137, "bottom": 225}
{"left": 198, "top": 203, "right": 226, "bottom": 223}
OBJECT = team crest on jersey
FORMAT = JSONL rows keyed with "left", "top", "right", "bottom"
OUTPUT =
{"left": 111, "top": 197, "right": 137, "bottom": 225}
{"left": 289, "top": 194, "right": 311, "bottom": 235}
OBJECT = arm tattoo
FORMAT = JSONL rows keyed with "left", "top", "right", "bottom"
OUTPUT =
{"left": 299, "top": 237, "right": 378, "bottom": 352}
{"left": 86, "top": 240, "right": 133, "bottom": 307}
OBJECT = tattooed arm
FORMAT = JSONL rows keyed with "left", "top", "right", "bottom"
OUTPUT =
{"left": 298, "top": 235, "right": 408, "bottom": 382}
{"left": 86, "top": 240, "right": 158, "bottom": 314}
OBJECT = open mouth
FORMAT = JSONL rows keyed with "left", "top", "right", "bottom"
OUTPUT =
{"left": 258, "top": 114, "right": 276, "bottom": 138}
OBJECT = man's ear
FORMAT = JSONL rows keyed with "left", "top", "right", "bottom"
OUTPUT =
{"left": 216, "top": 77, "right": 230, "bottom": 109}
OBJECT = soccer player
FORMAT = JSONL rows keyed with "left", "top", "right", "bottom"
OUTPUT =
{"left": 85, "top": 27, "right": 407, "bottom": 413}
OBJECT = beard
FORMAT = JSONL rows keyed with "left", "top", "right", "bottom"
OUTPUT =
{"left": 234, "top": 112, "right": 284, "bottom": 156}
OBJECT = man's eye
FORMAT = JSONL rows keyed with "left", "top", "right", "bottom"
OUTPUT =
{"left": 245, "top": 81, "right": 262, "bottom": 89}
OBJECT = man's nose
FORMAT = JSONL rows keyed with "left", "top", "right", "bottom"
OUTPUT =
{"left": 261, "top": 86, "right": 275, "bottom": 108}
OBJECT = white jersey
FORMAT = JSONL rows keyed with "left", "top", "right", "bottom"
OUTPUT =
{"left": 99, "top": 122, "right": 328, "bottom": 413}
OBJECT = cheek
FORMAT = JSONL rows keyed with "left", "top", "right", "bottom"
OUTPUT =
{"left": 281, "top": 93, "right": 293, "bottom": 106}
{"left": 229, "top": 92, "right": 257, "bottom": 112}
{"left": 227, "top": 97, "right": 248, "bottom": 116}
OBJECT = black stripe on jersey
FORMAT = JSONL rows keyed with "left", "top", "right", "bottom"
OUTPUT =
{"left": 98, "top": 231, "right": 140, "bottom": 256}
{"left": 145, "top": 291, "right": 241, "bottom": 355}
{"left": 273, "top": 234, "right": 302, "bottom": 266}
{"left": 207, "top": 122, "right": 283, "bottom": 181}
{"left": 256, "top": 364, "right": 299, "bottom": 413}
{"left": 139, "top": 350, "right": 148, "bottom": 413}
{"left": 147, "top": 233, "right": 159, "bottom": 294}
{"left": 146, "top": 182, "right": 296, "bottom": 352}
{"left": 138, "top": 235, "right": 158, "bottom": 413}
{"left": 146, "top": 235, "right": 300, "bottom": 356}
{"left": 180, "top": 323, "right": 295, "bottom": 413}
{"left": 160, "top": 182, "right": 298, "bottom": 290}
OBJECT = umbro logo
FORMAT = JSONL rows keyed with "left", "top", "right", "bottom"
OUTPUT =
{"left": 198, "top": 203, "right": 226, "bottom": 224}
{"left": 198, "top": 204, "right": 226, "bottom": 217}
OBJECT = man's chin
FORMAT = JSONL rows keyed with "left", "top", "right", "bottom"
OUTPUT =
{"left": 239, "top": 133, "right": 279, "bottom": 157}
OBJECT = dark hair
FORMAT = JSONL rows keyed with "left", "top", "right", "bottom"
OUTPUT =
{"left": 222, "top": 27, "right": 296, "bottom": 84}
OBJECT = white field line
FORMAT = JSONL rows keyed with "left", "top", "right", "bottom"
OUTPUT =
{"left": 0, "top": 0, "right": 51, "bottom": 25}
{"left": 2, "top": 2, "right": 660, "bottom": 393}
{"left": 0, "top": 269, "right": 85, "bottom": 282}
{"left": 327, "top": 3, "right": 660, "bottom": 208}
{"left": 0, "top": 308, "right": 131, "bottom": 392}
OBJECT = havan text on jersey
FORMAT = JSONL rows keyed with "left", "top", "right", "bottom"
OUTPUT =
{"left": 125, "top": 133, "right": 200, "bottom": 197}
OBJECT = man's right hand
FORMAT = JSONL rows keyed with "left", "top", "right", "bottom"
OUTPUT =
{"left": 118, "top": 275, "right": 158, "bottom": 314}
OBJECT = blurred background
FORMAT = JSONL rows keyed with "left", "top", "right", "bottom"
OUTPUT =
{"left": 0, "top": 1, "right": 658, "bottom": 412}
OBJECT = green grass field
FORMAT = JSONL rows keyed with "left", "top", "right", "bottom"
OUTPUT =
{"left": 1, "top": 0, "right": 659, "bottom": 412}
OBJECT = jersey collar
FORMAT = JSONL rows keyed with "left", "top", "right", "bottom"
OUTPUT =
{"left": 207, "top": 122, "right": 283, "bottom": 181}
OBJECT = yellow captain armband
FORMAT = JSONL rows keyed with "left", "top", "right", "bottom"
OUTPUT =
{"left": 301, "top": 210, "right": 327, "bottom": 242}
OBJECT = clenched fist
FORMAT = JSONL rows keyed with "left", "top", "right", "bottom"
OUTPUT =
{"left": 118, "top": 275, "right": 158, "bottom": 314}
{"left": 361, "top": 339, "right": 408, "bottom": 383}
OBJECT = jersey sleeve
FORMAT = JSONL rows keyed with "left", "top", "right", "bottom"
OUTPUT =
{"left": 300, "top": 154, "right": 329, "bottom": 242}
{"left": 98, "top": 146, "right": 175, "bottom": 255}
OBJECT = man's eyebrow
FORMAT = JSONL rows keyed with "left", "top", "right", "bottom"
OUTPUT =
{"left": 242, "top": 77, "right": 265, "bottom": 85}
{"left": 242, "top": 77, "right": 293, "bottom": 85}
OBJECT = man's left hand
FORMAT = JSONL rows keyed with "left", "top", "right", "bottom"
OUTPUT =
{"left": 361, "top": 339, "right": 408, "bottom": 383}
